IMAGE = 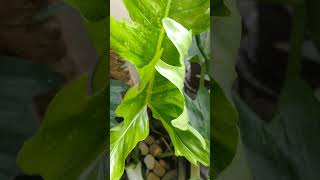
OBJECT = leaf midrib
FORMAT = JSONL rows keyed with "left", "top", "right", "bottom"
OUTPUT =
{"left": 145, "top": 0, "right": 172, "bottom": 106}
{"left": 112, "top": 0, "right": 173, "bottom": 174}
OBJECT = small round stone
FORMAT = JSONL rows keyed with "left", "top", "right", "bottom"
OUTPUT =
{"left": 145, "top": 135, "right": 156, "bottom": 145}
{"left": 147, "top": 172, "right": 160, "bottom": 180}
{"left": 149, "top": 144, "right": 162, "bottom": 157}
{"left": 153, "top": 161, "right": 166, "bottom": 177}
{"left": 159, "top": 159, "right": 170, "bottom": 170}
{"left": 144, "top": 154, "right": 155, "bottom": 169}
{"left": 139, "top": 141, "right": 149, "bottom": 155}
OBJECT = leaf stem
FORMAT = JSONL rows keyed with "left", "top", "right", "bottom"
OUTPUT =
{"left": 195, "top": 35, "right": 208, "bottom": 87}
{"left": 195, "top": 35, "right": 209, "bottom": 62}
{"left": 146, "top": 0, "right": 172, "bottom": 104}
{"left": 155, "top": 0, "right": 172, "bottom": 52}
{"left": 287, "top": 5, "right": 305, "bottom": 79}
{"left": 159, "top": 151, "right": 174, "bottom": 158}
{"left": 200, "top": 61, "right": 206, "bottom": 87}
{"left": 146, "top": 72, "right": 155, "bottom": 104}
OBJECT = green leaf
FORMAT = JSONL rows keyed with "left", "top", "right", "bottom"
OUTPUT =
{"left": 67, "top": 0, "right": 108, "bottom": 64}
{"left": 169, "top": 0, "right": 210, "bottom": 34}
{"left": 110, "top": 86, "right": 149, "bottom": 180}
{"left": 185, "top": 86, "right": 210, "bottom": 139}
{"left": 110, "top": 17, "right": 158, "bottom": 68}
{"left": 111, "top": 6, "right": 209, "bottom": 178}
{"left": 17, "top": 1, "right": 109, "bottom": 179}
{"left": 211, "top": 0, "right": 231, "bottom": 17}
{"left": 84, "top": 18, "right": 108, "bottom": 58}
{"left": 210, "top": 0, "right": 241, "bottom": 99}
{"left": 210, "top": 0, "right": 241, "bottom": 177}
{"left": 0, "top": 56, "right": 63, "bottom": 179}
{"left": 110, "top": 80, "right": 129, "bottom": 128}
{"left": 123, "top": 0, "right": 210, "bottom": 35}
{"left": 17, "top": 75, "right": 108, "bottom": 180}
{"left": 188, "top": 55, "right": 202, "bottom": 63}
{"left": 211, "top": 83, "right": 238, "bottom": 177}
{"left": 66, "top": 0, "right": 107, "bottom": 22}
{"left": 79, "top": 152, "right": 107, "bottom": 180}
{"left": 92, "top": 55, "right": 108, "bottom": 94}
{"left": 215, "top": 139, "right": 253, "bottom": 180}
{"left": 234, "top": 78, "right": 320, "bottom": 179}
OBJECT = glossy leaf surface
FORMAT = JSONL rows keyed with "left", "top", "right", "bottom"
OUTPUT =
{"left": 110, "top": 1, "right": 210, "bottom": 179}
{"left": 185, "top": 85, "right": 210, "bottom": 139}
{"left": 123, "top": 0, "right": 210, "bottom": 35}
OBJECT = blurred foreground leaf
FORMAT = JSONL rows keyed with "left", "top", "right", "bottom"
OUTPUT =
{"left": 210, "top": 0, "right": 241, "bottom": 177}
{"left": 18, "top": 75, "right": 108, "bottom": 180}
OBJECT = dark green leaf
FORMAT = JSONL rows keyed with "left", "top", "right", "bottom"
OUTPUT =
{"left": 18, "top": 76, "right": 108, "bottom": 180}
{"left": 110, "top": 80, "right": 129, "bottom": 128}
{"left": 211, "top": 83, "right": 238, "bottom": 177}
{"left": 67, "top": 0, "right": 108, "bottom": 63}
{"left": 235, "top": 78, "right": 320, "bottom": 180}
{"left": 211, "top": 0, "right": 231, "bottom": 17}
{"left": 79, "top": 152, "right": 107, "bottom": 180}
{"left": 210, "top": 0, "right": 241, "bottom": 176}
{"left": 210, "top": 0, "right": 241, "bottom": 99}
{"left": 188, "top": 55, "right": 202, "bottom": 63}
{"left": 92, "top": 55, "right": 108, "bottom": 94}
{"left": 185, "top": 85, "right": 210, "bottom": 139}
{"left": 84, "top": 18, "right": 108, "bottom": 58}
{"left": 0, "top": 56, "right": 63, "bottom": 179}
{"left": 66, "top": 0, "right": 107, "bottom": 21}
{"left": 215, "top": 139, "right": 253, "bottom": 180}
{"left": 306, "top": 0, "right": 320, "bottom": 51}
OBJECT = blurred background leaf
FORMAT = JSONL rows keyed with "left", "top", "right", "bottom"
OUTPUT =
{"left": 210, "top": 0, "right": 241, "bottom": 177}
{"left": 0, "top": 56, "right": 63, "bottom": 179}
{"left": 17, "top": 75, "right": 108, "bottom": 179}
{"left": 234, "top": 78, "right": 320, "bottom": 180}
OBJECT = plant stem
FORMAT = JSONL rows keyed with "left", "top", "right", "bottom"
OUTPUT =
{"left": 161, "top": 137, "right": 173, "bottom": 152}
{"left": 155, "top": 0, "right": 172, "bottom": 52}
{"left": 200, "top": 61, "right": 206, "bottom": 87}
{"left": 146, "top": 71, "right": 156, "bottom": 104}
{"left": 195, "top": 35, "right": 209, "bottom": 62}
{"left": 287, "top": 5, "right": 306, "bottom": 79}
{"left": 190, "top": 164, "right": 201, "bottom": 179}
{"left": 178, "top": 158, "right": 186, "bottom": 180}
{"left": 195, "top": 35, "right": 208, "bottom": 87}
{"left": 159, "top": 151, "right": 174, "bottom": 158}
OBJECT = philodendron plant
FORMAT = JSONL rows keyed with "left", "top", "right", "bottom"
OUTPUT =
{"left": 110, "top": 0, "right": 210, "bottom": 179}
